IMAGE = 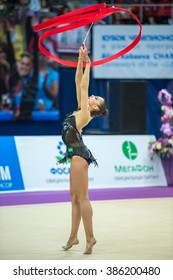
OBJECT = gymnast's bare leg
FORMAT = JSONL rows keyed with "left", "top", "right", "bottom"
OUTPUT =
{"left": 62, "top": 156, "right": 96, "bottom": 253}
{"left": 71, "top": 156, "right": 96, "bottom": 254}
{"left": 62, "top": 172, "right": 81, "bottom": 250}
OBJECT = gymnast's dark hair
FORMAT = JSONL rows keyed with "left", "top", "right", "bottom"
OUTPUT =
{"left": 90, "top": 99, "right": 109, "bottom": 118}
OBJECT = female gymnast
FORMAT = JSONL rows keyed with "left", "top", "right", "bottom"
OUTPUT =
{"left": 58, "top": 44, "right": 109, "bottom": 254}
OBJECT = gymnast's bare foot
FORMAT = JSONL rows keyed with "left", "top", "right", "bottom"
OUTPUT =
{"left": 84, "top": 237, "right": 97, "bottom": 254}
{"left": 62, "top": 237, "right": 79, "bottom": 250}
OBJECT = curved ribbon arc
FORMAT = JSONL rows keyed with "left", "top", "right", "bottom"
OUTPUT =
{"left": 38, "top": 6, "right": 117, "bottom": 67}
{"left": 34, "top": 3, "right": 106, "bottom": 32}
{"left": 34, "top": 3, "right": 142, "bottom": 67}
{"left": 92, "top": 7, "right": 142, "bottom": 66}
{"left": 39, "top": 7, "right": 116, "bottom": 41}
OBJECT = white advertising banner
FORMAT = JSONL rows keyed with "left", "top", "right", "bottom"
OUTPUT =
{"left": 14, "top": 135, "right": 167, "bottom": 192}
{"left": 93, "top": 25, "right": 173, "bottom": 79}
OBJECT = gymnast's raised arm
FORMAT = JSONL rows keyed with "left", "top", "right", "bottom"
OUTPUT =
{"left": 80, "top": 50, "right": 91, "bottom": 120}
{"left": 75, "top": 46, "right": 84, "bottom": 108}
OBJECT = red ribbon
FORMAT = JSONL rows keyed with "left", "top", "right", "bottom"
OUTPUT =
{"left": 34, "top": 3, "right": 142, "bottom": 67}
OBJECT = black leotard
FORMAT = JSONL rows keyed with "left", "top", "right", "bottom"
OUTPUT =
{"left": 57, "top": 112, "right": 98, "bottom": 166}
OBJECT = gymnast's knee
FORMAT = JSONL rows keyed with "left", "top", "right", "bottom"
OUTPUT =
{"left": 77, "top": 194, "right": 89, "bottom": 204}
{"left": 70, "top": 190, "right": 79, "bottom": 204}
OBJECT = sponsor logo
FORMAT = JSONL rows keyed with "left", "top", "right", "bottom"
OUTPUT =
{"left": 0, "top": 137, "right": 24, "bottom": 192}
{"left": 50, "top": 167, "right": 70, "bottom": 175}
{"left": 0, "top": 165, "right": 13, "bottom": 189}
{"left": 50, "top": 141, "right": 70, "bottom": 176}
{"left": 122, "top": 141, "right": 138, "bottom": 160}
{"left": 56, "top": 141, "right": 71, "bottom": 163}
{"left": 114, "top": 165, "right": 154, "bottom": 173}
{"left": 114, "top": 141, "right": 154, "bottom": 174}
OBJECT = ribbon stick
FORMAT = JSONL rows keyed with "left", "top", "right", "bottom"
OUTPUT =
{"left": 83, "top": 22, "right": 94, "bottom": 45}
{"left": 34, "top": 3, "right": 142, "bottom": 67}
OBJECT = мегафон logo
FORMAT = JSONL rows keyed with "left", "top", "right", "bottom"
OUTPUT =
{"left": 114, "top": 140, "right": 154, "bottom": 173}
{"left": 122, "top": 141, "right": 138, "bottom": 160}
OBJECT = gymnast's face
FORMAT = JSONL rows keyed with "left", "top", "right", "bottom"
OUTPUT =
{"left": 88, "top": 95, "right": 104, "bottom": 110}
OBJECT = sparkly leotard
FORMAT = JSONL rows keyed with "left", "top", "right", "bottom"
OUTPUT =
{"left": 58, "top": 111, "right": 98, "bottom": 166}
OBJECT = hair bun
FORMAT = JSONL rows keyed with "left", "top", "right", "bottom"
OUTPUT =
{"left": 102, "top": 109, "right": 109, "bottom": 117}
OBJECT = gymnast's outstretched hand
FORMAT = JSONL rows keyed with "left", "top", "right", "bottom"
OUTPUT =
{"left": 79, "top": 44, "right": 91, "bottom": 63}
